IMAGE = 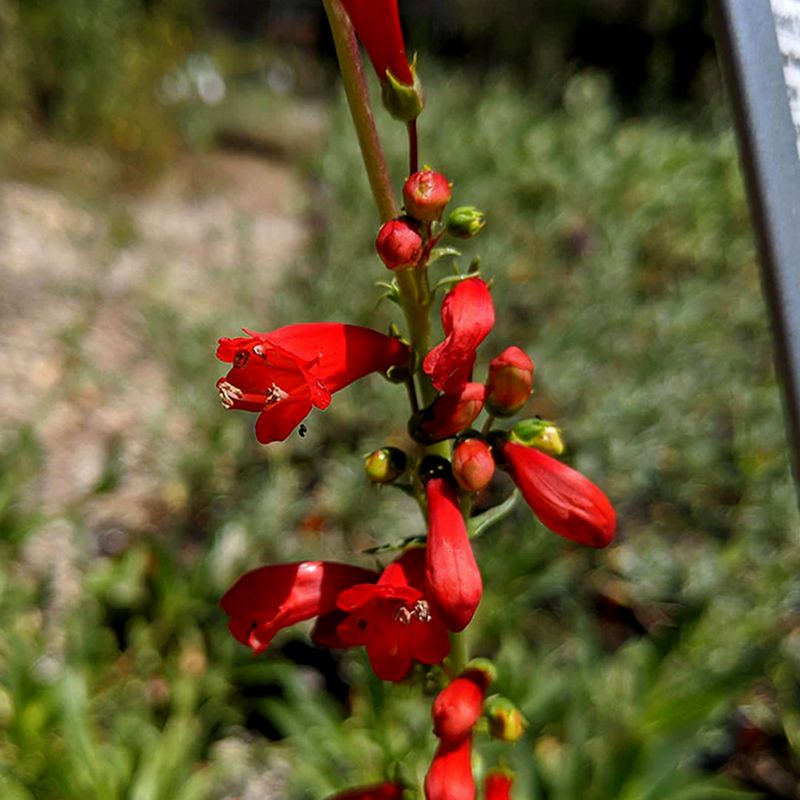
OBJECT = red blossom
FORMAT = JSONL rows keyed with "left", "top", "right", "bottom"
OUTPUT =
{"left": 425, "top": 477, "right": 482, "bottom": 632}
{"left": 332, "top": 548, "right": 450, "bottom": 681}
{"left": 327, "top": 782, "right": 406, "bottom": 800}
{"left": 424, "top": 278, "right": 495, "bottom": 394}
{"left": 500, "top": 441, "right": 616, "bottom": 548}
{"left": 484, "top": 770, "right": 514, "bottom": 800}
{"left": 220, "top": 561, "right": 378, "bottom": 653}
{"left": 424, "top": 735, "right": 475, "bottom": 800}
{"left": 432, "top": 667, "right": 492, "bottom": 741}
{"left": 414, "top": 383, "right": 488, "bottom": 443}
{"left": 485, "top": 346, "right": 534, "bottom": 417}
{"left": 339, "top": 0, "right": 413, "bottom": 85}
{"left": 216, "top": 323, "right": 409, "bottom": 444}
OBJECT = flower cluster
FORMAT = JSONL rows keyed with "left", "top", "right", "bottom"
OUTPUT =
{"left": 215, "top": 2, "right": 617, "bottom": 796}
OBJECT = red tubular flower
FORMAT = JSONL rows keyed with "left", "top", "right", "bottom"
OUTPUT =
{"left": 452, "top": 438, "right": 495, "bottom": 493}
{"left": 220, "top": 561, "right": 378, "bottom": 653}
{"left": 485, "top": 346, "right": 534, "bottom": 417}
{"left": 499, "top": 441, "right": 616, "bottom": 548}
{"left": 424, "top": 735, "right": 475, "bottom": 800}
{"left": 432, "top": 666, "right": 493, "bottom": 741}
{"left": 414, "top": 382, "right": 487, "bottom": 443}
{"left": 424, "top": 278, "right": 495, "bottom": 394}
{"left": 425, "top": 477, "right": 482, "bottom": 632}
{"left": 331, "top": 548, "right": 450, "bottom": 681}
{"left": 484, "top": 770, "right": 514, "bottom": 800}
{"left": 216, "top": 323, "right": 409, "bottom": 444}
{"left": 327, "top": 782, "right": 406, "bottom": 800}
{"left": 339, "top": 0, "right": 413, "bottom": 85}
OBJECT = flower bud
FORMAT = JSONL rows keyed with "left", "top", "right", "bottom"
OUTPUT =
{"left": 381, "top": 64, "right": 425, "bottom": 121}
{"left": 485, "top": 696, "right": 526, "bottom": 742}
{"left": 484, "top": 769, "right": 514, "bottom": 800}
{"left": 510, "top": 418, "right": 564, "bottom": 456}
{"left": 403, "top": 169, "right": 452, "bottom": 222}
{"left": 364, "top": 447, "right": 407, "bottom": 484}
{"left": 452, "top": 438, "right": 495, "bottom": 492}
{"left": 375, "top": 217, "right": 423, "bottom": 270}
{"left": 485, "top": 347, "right": 533, "bottom": 417}
{"left": 432, "top": 663, "right": 493, "bottom": 741}
{"left": 410, "top": 383, "right": 487, "bottom": 443}
{"left": 446, "top": 206, "right": 486, "bottom": 239}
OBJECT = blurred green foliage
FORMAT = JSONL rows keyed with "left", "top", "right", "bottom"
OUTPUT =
{"left": 2, "top": 60, "right": 800, "bottom": 799}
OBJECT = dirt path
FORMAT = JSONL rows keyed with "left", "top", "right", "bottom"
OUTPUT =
{"left": 0, "top": 151, "right": 308, "bottom": 533}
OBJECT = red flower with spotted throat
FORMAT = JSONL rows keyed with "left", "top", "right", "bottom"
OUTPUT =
{"left": 423, "top": 277, "right": 495, "bottom": 394}
{"left": 325, "top": 548, "right": 450, "bottom": 681}
{"left": 216, "top": 323, "right": 409, "bottom": 444}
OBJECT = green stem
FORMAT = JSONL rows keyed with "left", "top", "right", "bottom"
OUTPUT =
{"left": 448, "top": 630, "right": 469, "bottom": 677}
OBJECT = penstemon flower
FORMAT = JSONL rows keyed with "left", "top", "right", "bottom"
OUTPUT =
{"left": 498, "top": 440, "right": 617, "bottom": 547}
{"left": 216, "top": 324, "right": 408, "bottom": 443}
{"left": 327, "top": 548, "right": 450, "bottom": 681}
{"left": 424, "top": 735, "right": 475, "bottom": 800}
{"left": 423, "top": 277, "right": 495, "bottom": 393}
{"left": 220, "top": 561, "right": 377, "bottom": 653}
{"left": 327, "top": 782, "right": 406, "bottom": 800}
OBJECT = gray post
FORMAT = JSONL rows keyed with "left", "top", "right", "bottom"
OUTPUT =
{"left": 713, "top": 0, "right": 800, "bottom": 489}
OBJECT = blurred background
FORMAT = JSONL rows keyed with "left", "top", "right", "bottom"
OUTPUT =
{"left": 1, "top": 0, "right": 799, "bottom": 798}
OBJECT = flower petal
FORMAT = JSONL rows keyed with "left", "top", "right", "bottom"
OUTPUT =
{"left": 425, "top": 736, "right": 475, "bottom": 800}
{"left": 424, "top": 277, "right": 495, "bottom": 393}
{"left": 255, "top": 395, "right": 313, "bottom": 444}
{"left": 220, "top": 561, "right": 377, "bottom": 653}
{"left": 501, "top": 442, "right": 617, "bottom": 547}
{"left": 326, "top": 782, "right": 406, "bottom": 800}
{"left": 266, "top": 323, "right": 410, "bottom": 393}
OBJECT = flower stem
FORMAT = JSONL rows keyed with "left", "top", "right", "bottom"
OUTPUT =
{"left": 323, "top": 0, "right": 431, "bottom": 361}
{"left": 408, "top": 119, "right": 419, "bottom": 174}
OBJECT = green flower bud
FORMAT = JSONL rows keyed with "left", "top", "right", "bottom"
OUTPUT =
{"left": 485, "top": 696, "right": 527, "bottom": 742}
{"left": 446, "top": 206, "right": 486, "bottom": 239}
{"left": 364, "top": 447, "right": 407, "bottom": 484}
{"left": 510, "top": 418, "right": 565, "bottom": 456}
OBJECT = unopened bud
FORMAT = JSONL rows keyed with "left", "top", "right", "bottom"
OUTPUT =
{"left": 410, "top": 383, "right": 487, "bottom": 443}
{"left": 446, "top": 206, "right": 486, "bottom": 239}
{"left": 452, "top": 438, "right": 495, "bottom": 492}
{"left": 510, "top": 418, "right": 564, "bottom": 456}
{"left": 376, "top": 217, "right": 423, "bottom": 270}
{"left": 381, "top": 65, "right": 425, "bottom": 121}
{"left": 485, "top": 696, "right": 526, "bottom": 742}
{"left": 364, "top": 447, "right": 407, "bottom": 484}
{"left": 484, "top": 768, "right": 515, "bottom": 800}
{"left": 486, "top": 346, "right": 534, "bottom": 417}
{"left": 403, "top": 169, "right": 452, "bottom": 222}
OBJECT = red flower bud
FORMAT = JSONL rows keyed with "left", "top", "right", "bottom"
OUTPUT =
{"left": 425, "top": 477, "right": 482, "bottom": 632}
{"left": 424, "top": 735, "right": 475, "bottom": 800}
{"left": 452, "top": 438, "right": 495, "bottom": 492}
{"left": 484, "top": 769, "right": 514, "bottom": 800}
{"left": 403, "top": 170, "right": 452, "bottom": 222}
{"left": 413, "top": 383, "right": 488, "bottom": 443}
{"left": 499, "top": 441, "right": 616, "bottom": 548}
{"left": 327, "top": 782, "right": 405, "bottom": 800}
{"left": 376, "top": 218, "right": 423, "bottom": 270}
{"left": 432, "top": 664, "right": 493, "bottom": 741}
{"left": 485, "top": 347, "right": 533, "bottom": 417}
